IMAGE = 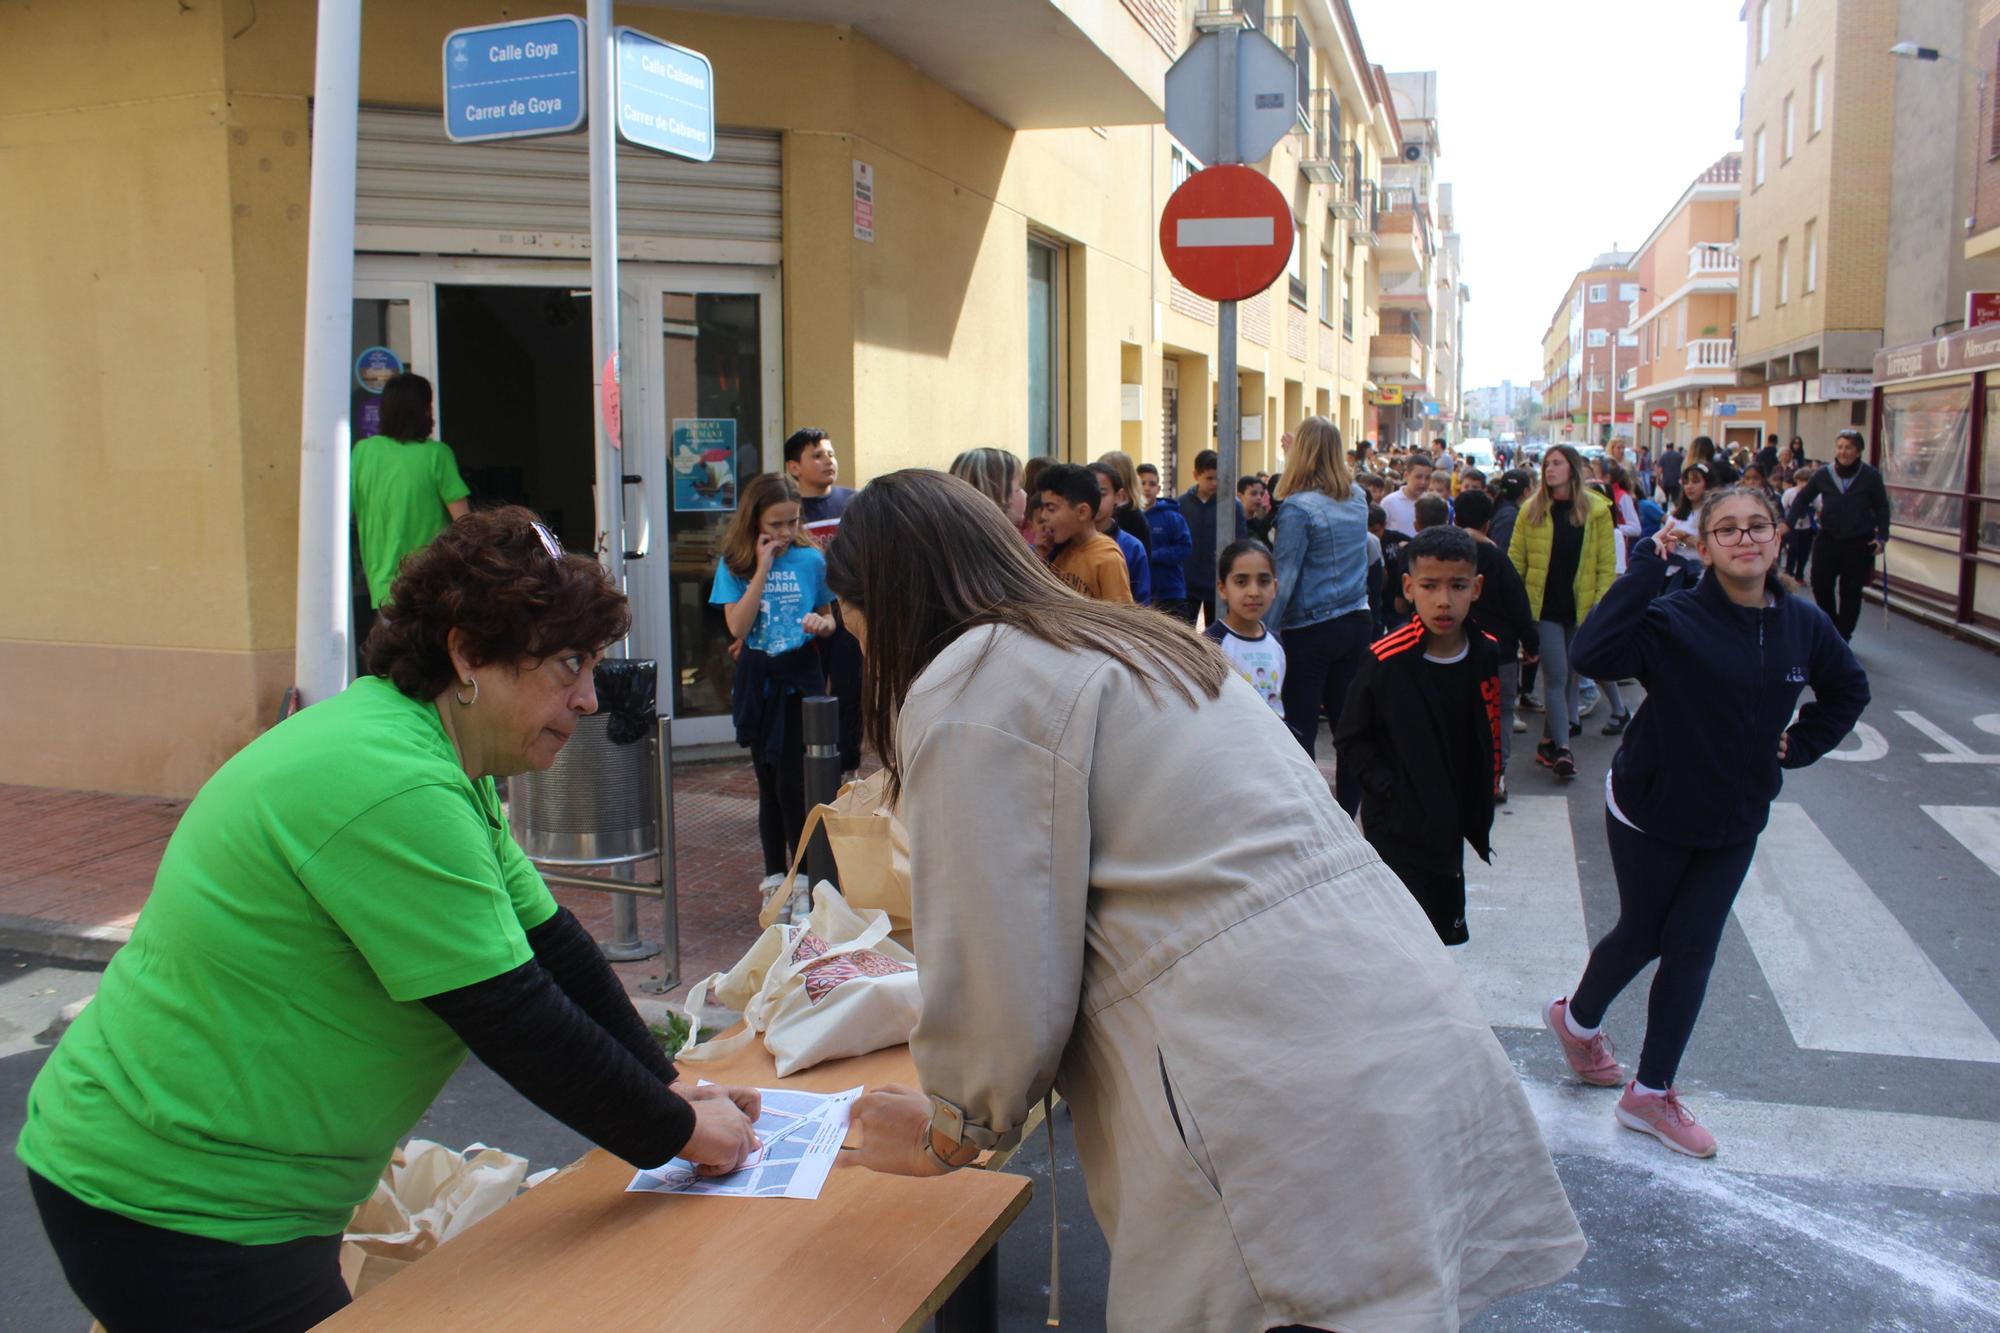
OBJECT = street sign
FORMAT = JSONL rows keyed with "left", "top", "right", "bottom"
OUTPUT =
{"left": 1649, "top": 409, "right": 1670, "bottom": 428}
{"left": 614, "top": 27, "right": 715, "bottom": 162}
{"left": 1165, "top": 27, "right": 1298, "bottom": 166}
{"left": 1159, "top": 166, "right": 1294, "bottom": 303}
{"left": 443, "top": 15, "right": 587, "bottom": 143}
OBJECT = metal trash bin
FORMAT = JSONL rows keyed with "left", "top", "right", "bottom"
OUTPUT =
{"left": 511, "top": 659, "right": 658, "bottom": 867}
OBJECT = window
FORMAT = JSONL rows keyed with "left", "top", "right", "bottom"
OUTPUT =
{"left": 1787, "top": 0, "right": 1798, "bottom": 19}
{"left": 1883, "top": 385, "right": 1972, "bottom": 534}
{"left": 1588, "top": 283, "right": 1607, "bottom": 303}
{"left": 1587, "top": 328, "right": 1608, "bottom": 348}
{"left": 1342, "top": 240, "right": 1355, "bottom": 338}
{"left": 1810, "top": 63, "right": 1824, "bottom": 135}
{"left": 1676, "top": 303, "right": 1687, "bottom": 347}
{"left": 1777, "top": 237, "right": 1791, "bottom": 305}
{"left": 1289, "top": 219, "right": 1308, "bottom": 308}
{"left": 1319, "top": 226, "right": 1335, "bottom": 326}
{"left": 1619, "top": 329, "right": 1639, "bottom": 347}
{"left": 1619, "top": 282, "right": 1639, "bottom": 302}
{"left": 1758, "top": 2, "right": 1771, "bottom": 61}
{"left": 1783, "top": 94, "right": 1795, "bottom": 160}
{"left": 1754, "top": 128, "right": 1767, "bottom": 186}
{"left": 1170, "top": 144, "right": 1201, "bottom": 190}
{"left": 1027, "top": 235, "right": 1062, "bottom": 458}
{"left": 1804, "top": 219, "right": 1818, "bottom": 293}
{"left": 1749, "top": 258, "right": 1763, "bottom": 318}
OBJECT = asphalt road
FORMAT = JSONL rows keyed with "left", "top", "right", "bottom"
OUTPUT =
{"left": 0, "top": 609, "right": 1995, "bottom": 1331}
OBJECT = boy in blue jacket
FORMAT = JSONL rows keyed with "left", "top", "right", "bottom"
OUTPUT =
{"left": 1137, "top": 463, "right": 1196, "bottom": 620}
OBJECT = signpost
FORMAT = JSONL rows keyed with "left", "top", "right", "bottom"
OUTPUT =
{"left": 1650, "top": 408, "right": 1670, "bottom": 429}
{"left": 442, "top": 15, "right": 587, "bottom": 142}
{"left": 614, "top": 28, "right": 715, "bottom": 161}
{"left": 1162, "top": 24, "right": 1297, "bottom": 580}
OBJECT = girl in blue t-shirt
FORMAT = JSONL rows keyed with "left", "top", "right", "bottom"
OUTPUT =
{"left": 711, "top": 474, "right": 835, "bottom": 899}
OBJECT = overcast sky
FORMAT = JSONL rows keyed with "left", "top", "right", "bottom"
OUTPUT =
{"left": 1345, "top": 0, "right": 1749, "bottom": 392}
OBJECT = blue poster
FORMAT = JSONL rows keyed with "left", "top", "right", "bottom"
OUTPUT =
{"left": 672, "top": 419, "right": 738, "bottom": 511}
{"left": 354, "top": 346, "right": 403, "bottom": 394}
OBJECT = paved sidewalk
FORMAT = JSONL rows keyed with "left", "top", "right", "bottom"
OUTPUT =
{"left": 0, "top": 757, "right": 778, "bottom": 1005}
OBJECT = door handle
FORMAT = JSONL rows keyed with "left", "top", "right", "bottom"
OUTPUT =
{"left": 622, "top": 473, "right": 650, "bottom": 561}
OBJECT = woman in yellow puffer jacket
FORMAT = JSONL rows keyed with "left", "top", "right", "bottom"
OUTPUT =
{"left": 1508, "top": 444, "right": 1620, "bottom": 780}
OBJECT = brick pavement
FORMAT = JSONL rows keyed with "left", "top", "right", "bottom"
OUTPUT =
{"left": 0, "top": 756, "right": 778, "bottom": 1003}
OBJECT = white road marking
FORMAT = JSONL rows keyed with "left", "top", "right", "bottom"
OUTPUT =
{"left": 1458, "top": 796, "right": 1591, "bottom": 1029}
{"left": 1897, "top": 708, "right": 2000, "bottom": 763}
{"left": 1174, "top": 216, "right": 1275, "bottom": 248}
{"left": 1822, "top": 719, "right": 1889, "bottom": 761}
{"left": 1732, "top": 804, "right": 2000, "bottom": 1063}
{"left": 1924, "top": 804, "right": 2000, "bottom": 881}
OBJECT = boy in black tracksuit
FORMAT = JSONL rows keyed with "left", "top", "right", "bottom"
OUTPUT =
{"left": 1335, "top": 526, "right": 1502, "bottom": 946}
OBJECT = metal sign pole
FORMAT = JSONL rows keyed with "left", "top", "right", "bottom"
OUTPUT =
{"left": 1214, "top": 25, "right": 1241, "bottom": 580}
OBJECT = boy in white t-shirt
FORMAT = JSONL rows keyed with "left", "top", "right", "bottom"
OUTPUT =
{"left": 1203, "top": 539, "right": 1285, "bottom": 716}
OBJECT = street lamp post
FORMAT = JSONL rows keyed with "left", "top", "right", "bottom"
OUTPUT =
{"left": 1889, "top": 42, "right": 1990, "bottom": 234}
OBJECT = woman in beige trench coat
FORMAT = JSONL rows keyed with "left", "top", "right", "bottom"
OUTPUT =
{"left": 836, "top": 470, "right": 1585, "bottom": 1332}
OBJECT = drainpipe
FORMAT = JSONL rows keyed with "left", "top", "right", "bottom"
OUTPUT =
{"left": 292, "top": 0, "right": 363, "bottom": 706}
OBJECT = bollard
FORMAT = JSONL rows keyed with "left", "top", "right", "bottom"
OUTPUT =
{"left": 802, "top": 696, "right": 842, "bottom": 896}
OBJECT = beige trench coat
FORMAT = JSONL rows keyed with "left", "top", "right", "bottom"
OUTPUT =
{"left": 901, "top": 625, "right": 1584, "bottom": 1332}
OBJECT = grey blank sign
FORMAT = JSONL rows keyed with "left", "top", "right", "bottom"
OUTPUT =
{"left": 1164, "top": 27, "right": 1299, "bottom": 166}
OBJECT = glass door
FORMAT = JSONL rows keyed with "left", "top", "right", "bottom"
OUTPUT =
{"left": 350, "top": 281, "right": 435, "bottom": 665}
{"left": 628, "top": 267, "right": 783, "bottom": 746}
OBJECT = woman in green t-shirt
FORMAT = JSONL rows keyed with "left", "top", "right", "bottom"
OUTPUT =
{"left": 351, "top": 372, "right": 473, "bottom": 614}
{"left": 19, "top": 507, "right": 760, "bottom": 1332}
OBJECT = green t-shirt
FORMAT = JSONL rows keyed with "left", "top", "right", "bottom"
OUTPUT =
{"left": 16, "top": 676, "right": 557, "bottom": 1244}
{"left": 351, "top": 435, "right": 471, "bottom": 608}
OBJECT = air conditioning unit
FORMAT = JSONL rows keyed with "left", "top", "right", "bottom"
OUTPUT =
{"left": 1402, "top": 143, "right": 1424, "bottom": 162}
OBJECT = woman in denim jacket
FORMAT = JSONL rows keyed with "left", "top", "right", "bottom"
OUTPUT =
{"left": 1263, "top": 417, "right": 1374, "bottom": 814}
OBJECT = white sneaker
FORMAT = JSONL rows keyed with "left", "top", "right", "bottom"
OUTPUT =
{"left": 1579, "top": 691, "right": 1602, "bottom": 719}
{"left": 1513, "top": 716, "right": 1528, "bottom": 734}
{"left": 758, "top": 872, "right": 785, "bottom": 900}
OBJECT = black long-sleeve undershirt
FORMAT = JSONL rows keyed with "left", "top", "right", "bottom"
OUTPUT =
{"left": 421, "top": 908, "right": 694, "bottom": 1168}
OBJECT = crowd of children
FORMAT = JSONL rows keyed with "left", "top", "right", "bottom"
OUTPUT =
{"left": 712, "top": 420, "right": 1870, "bottom": 1160}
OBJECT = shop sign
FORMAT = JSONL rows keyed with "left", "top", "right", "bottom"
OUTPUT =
{"left": 442, "top": 16, "right": 587, "bottom": 144}
{"left": 1817, "top": 373, "right": 1873, "bottom": 400}
{"left": 1968, "top": 291, "right": 2000, "bottom": 329}
{"left": 1727, "top": 391, "right": 1765, "bottom": 412}
{"left": 671, "top": 419, "right": 737, "bottom": 511}
{"left": 614, "top": 28, "right": 715, "bottom": 162}
{"left": 1371, "top": 386, "right": 1404, "bottom": 406}
{"left": 852, "top": 160, "right": 875, "bottom": 243}
{"left": 1877, "top": 324, "right": 2000, "bottom": 382}
{"left": 1767, "top": 381, "right": 1805, "bottom": 407}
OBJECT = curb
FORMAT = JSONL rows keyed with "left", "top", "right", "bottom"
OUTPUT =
{"left": 0, "top": 915, "right": 127, "bottom": 966}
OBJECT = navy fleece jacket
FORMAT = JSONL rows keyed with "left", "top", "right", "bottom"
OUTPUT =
{"left": 1571, "top": 539, "right": 1870, "bottom": 848}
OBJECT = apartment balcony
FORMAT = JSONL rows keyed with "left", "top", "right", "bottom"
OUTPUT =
{"left": 1688, "top": 337, "right": 1735, "bottom": 369}
{"left": 1299, "top": 89, "right": 1344, "bottom": 185}
{"left": 1368, "top": 333, "right": 1427, "bottom": 385}
{"left": 1372, "top": 209, "right": 1424, "bottom": 272}
{"left": 1687, "top": 244, "right": 1740, "bottom": 292}
{"left": 1378, "top": 268, "right": 1432, "bottom": 312}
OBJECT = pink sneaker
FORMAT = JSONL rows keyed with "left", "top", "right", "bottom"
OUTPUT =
{"left": 1544, "top": 997, "right": 1625, "bottom": 1087}
{"left": 1615, "top": 1083, "right": 1717, "bottom": 1158}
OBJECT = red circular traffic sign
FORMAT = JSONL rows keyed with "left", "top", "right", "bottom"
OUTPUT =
{"left": 1649, "top": 409, "right": 1670, "bottom": 429}
{"left": 1159, "top": 165, "right": 1294, "bottom": 303}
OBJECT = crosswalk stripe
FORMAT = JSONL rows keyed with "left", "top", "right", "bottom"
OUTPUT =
{"left": 1923, "top": 804, "right": 2000, "bottom": 881}
{"left": 1459, "top": 795, "right": 1591, "bottom": 1029}
{"left": 1732, "top": 804, "right": 2000, "bottom": 1064}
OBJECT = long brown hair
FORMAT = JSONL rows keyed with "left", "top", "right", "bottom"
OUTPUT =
{"left": 949, "top": 447, "right": 1020, "bottom": 512}
{"left": 1096, "top": 450, "right": 1143, "bottom": 506}
{"left": 823, "top": 470, "right": 1229, "bottom": 799}
{"left": 720, "top": 473, "right": 812, "bottom": 578}
{"left": 1276, "top": 415, "right": 1353, "bottom": 501}
{"left": 1521, "top": 443, "right": 1593, "bottom": 529}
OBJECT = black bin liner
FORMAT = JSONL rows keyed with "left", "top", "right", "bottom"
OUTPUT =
{"left": 595, "top": 658, "right": 658, "bottom": 745}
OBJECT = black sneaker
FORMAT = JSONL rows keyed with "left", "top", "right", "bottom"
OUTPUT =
{"left": 1536, "top": 738, "right": 1558, "bottom": 769}
{"left": 1602, "top": 711, "right": 1632, "bottom": 736}
{"left": 1569, "top": 722, "right": 1583, "bottom": 738}
{"left": 1553, "top": 749, "right": 1578, "bottom": 780}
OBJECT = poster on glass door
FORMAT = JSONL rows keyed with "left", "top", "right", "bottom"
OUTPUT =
{"left": 672, "top": 419, "right": 738, "bottom": 511}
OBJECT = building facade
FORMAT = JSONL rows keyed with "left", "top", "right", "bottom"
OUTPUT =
{"left": 1370, "top": 68, "right": 1458, "bottom": 451}
{"left": 1538, "top": 255, "right": 1637, "bottom": 446}
{"left": 1626, "top": 154, "right": 1778, "bottom": 456}
{"left": 2, "top": 0, "right": 1404, "bottom": 795}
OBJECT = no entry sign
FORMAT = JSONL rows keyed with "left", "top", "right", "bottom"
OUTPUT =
{"left": 1650, "top": 409, "right": 1670, "bottom": 428}
{"left": 1159, "top": 165, "right": 1294, "bottom": 303}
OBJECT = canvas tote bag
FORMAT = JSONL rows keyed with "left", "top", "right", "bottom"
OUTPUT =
{"left": 758, "top": 770, "right": 912, "bottom": 943}
{"left": 682, "top": 884, "right": 921, "bottom": 1076}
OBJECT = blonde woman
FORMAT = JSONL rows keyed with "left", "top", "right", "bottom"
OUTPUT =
{"left": 1264, "top": 416, "right": 1373, "bottom": 813}
{"left": 947, "top": 447, "right": 1027, "bottom": 530}
{"left": 1508, "top": 444, "right": 1618, "bottom": 780}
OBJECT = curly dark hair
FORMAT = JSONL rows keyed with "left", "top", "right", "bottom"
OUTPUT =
{"left": 364, "top": 506, "right": 630, "bottom": 699}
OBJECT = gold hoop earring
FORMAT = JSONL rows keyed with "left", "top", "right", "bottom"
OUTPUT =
{"left": 454, "top": 678, "right": 479, "bottom": 707}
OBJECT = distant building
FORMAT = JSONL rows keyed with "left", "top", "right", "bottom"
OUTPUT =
{"left": 1539, "top": 252, "right": 1638, "bottom": 445}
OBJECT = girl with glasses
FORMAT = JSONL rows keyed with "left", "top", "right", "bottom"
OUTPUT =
{"left": 1542, "top": 486, "right": 1869, "bottom": 1158}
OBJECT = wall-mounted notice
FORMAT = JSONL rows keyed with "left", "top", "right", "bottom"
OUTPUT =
{"left": 672, "top": 418, "right": 738, "bottom": 511}
{"left": 853, "top": 160, "right": 875, "bottom": 242}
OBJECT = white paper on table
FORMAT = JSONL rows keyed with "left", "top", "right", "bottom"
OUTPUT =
{"left": 626, "top": 1084, "right": 863, "bottom": 1200}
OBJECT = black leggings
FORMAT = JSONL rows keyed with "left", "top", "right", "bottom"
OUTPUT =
{"left": 29, "top": 1170, "right": 350, "bottom": 1333}
{"left": 753, "top": 690, "right": 808, "bottom": 877}
{"left": 1568, "top": 812, "right": 1759, "bottom": 1090}
{"left": 1277, "top": 609, "right": 1373, "bottom": 815}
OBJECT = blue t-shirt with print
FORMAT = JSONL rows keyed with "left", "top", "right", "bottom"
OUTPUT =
{"left": 710, "top": 545, "right": 831, "bottom": 655}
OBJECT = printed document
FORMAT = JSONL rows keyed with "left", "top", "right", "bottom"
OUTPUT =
{"left": 626, "top": 1084, "right": 862, "bottom": 1200}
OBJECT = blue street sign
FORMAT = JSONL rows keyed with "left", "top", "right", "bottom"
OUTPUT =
{"left": 442, "top": 16, "right": 587, "bottom": 143}
{"left": 614, "top": 28, "right": 715, "bottom": 162}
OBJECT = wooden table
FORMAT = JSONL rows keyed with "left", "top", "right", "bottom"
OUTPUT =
{"left": 321, "top": 1039, "right": 1033, "bottom": 1333}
